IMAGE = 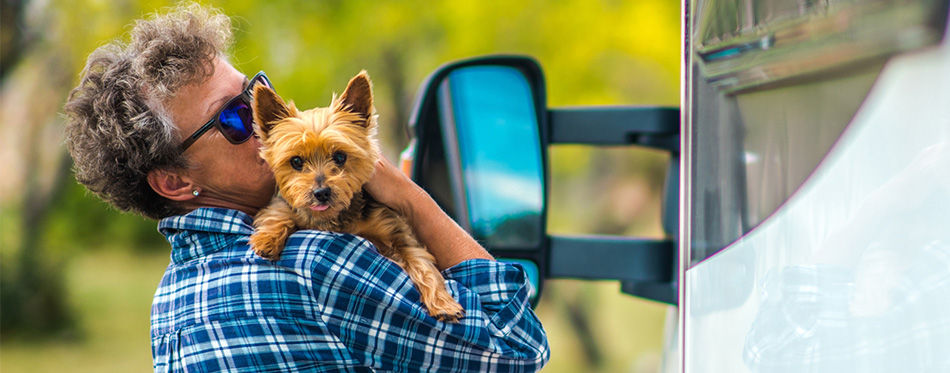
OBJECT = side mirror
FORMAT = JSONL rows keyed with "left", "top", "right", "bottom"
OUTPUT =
{"left": 407, "top": 56, "right": 549, "bottom": 304}
{"left": 407, "top": 55, "right": 680, "bottom": 305}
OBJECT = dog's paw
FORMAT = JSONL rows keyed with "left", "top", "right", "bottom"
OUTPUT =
{"left": 431, "top": 306, "right": 465, "bottom": 323}
{"left": 428, "top": 299, "right": 465, "bottom": 323}
{"left": 249, "top": 232, "right": 283, "bottom": 261}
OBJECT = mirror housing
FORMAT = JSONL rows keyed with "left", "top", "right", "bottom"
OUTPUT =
{"left": 407, "top": 56, "right": 549, "bottom": 303}
{"left": 406, "top": 55, "right": 680, "bottom": 305}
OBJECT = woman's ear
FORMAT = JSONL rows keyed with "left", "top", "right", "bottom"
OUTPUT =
{"left": 147, "top": 169, "right": 196, "bottom": 201}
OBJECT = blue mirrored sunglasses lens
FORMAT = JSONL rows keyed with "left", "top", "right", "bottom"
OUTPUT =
{"left": 218, "top": 100, "right": 253, "bottom": 143}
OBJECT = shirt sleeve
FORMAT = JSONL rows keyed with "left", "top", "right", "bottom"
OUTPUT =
{"left": 305, "top": 234, "right": 550, "bottom": 372}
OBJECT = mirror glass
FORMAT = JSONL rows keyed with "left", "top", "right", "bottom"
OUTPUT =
{"left": 438, "top": 66, "right": 544, "bottom": 249}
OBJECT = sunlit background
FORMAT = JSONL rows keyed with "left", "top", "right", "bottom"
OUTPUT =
{"left": 0, "top": 0, "right": 680, "bottom": 371}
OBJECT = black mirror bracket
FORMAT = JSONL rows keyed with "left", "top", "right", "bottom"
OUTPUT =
{"left": 546, "top": 106, "right": 680, "bottom": 305}
{"left": 548, "top": 107, "right": 679, "bottom": 151}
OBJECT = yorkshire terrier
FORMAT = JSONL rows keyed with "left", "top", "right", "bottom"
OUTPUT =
{"left": 248, "top": 71, "right": 464, "bottom": 322}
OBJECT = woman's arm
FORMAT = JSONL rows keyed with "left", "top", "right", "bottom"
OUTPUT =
{"left": 364, "top": 155, "right": 494, "bottom": 270}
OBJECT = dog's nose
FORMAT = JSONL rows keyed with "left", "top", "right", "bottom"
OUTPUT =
{"left": 313, "top": 188, "right": 331, "bottom": 203}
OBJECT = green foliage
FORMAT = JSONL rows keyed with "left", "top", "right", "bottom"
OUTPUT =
{"left": 44, "top": 180, "right": 166, "bottom": 253}
{"left": 0, "top": 255, "right": 76, "bottom": 340}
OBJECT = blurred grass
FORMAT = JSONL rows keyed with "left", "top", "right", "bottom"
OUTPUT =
{"left": 537, "top": 281, "right": 667, "bottom": 373}
{"left": 1, "top": 248, "right": 169, "bottom": 372}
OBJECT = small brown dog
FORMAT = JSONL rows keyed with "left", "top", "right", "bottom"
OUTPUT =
{"left": 248, "top": 71, "right": 464, "bottom": 322}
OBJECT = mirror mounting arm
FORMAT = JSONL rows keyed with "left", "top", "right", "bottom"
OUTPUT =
{"left": 548, "top": 235, "right": 673, "bottom": 281}
{"left": 546, "top": 105, "right": 680, "bottom": 305}
{"left": 547, "top": 235, "right": 678, "bottom": 305}
{"left": 548, "top": 106, "right": 679, "bottom": 151}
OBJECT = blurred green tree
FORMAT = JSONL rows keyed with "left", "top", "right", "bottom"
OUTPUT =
{"left": 1, "top": 0, "right": 678, "bottom": 371}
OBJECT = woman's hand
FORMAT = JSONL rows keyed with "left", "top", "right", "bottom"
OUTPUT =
{"left": 364, "top": 153, "right": 425, "bottom": 217}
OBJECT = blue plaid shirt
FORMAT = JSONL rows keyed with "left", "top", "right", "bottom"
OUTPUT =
{"left": 152, "top": 207, "right": 549, "bottom": 372}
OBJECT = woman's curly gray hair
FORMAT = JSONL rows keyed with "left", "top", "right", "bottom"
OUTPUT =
{"left": 64, "top": 3, "right": 232, "bottom": 219}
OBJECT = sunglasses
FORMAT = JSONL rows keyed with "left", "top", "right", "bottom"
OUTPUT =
{"left": 180, "top": 71, "right": 273, "bottom": 151}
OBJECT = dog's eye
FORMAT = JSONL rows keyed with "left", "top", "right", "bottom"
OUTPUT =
{"left": 332, "top": 151, "right": 347, "bottom": 166}
{"left": 290, "top": 156, "right": 304, "bottom": 171}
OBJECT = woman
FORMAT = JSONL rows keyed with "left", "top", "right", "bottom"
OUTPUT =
{"left": 64, "top": 3, "right": 548, "bottom": 372}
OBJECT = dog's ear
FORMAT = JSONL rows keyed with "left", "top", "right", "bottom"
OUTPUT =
{"left": 340, "top": 70, "right": 374, "bottom": 125}
{"left": 253, "top": 85, "right": 292, "bottom": 137}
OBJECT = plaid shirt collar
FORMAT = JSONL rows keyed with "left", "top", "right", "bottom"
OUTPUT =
{"left": 158, "top": 207, "right": 255, "bottom": 264}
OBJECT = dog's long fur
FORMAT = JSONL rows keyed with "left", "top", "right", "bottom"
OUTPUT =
{"left": 248, "top": 71, "right": 464, "bottom": 322}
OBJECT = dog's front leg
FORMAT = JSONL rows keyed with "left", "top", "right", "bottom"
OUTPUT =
{"left": 382, "top": 220, "right": 465, "bottom": 323}
{"left": 250, "top": 196, "right": 297, "bottom": 260}
{"left": 397, "top": 243, "right": 466, "bottom": 323}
